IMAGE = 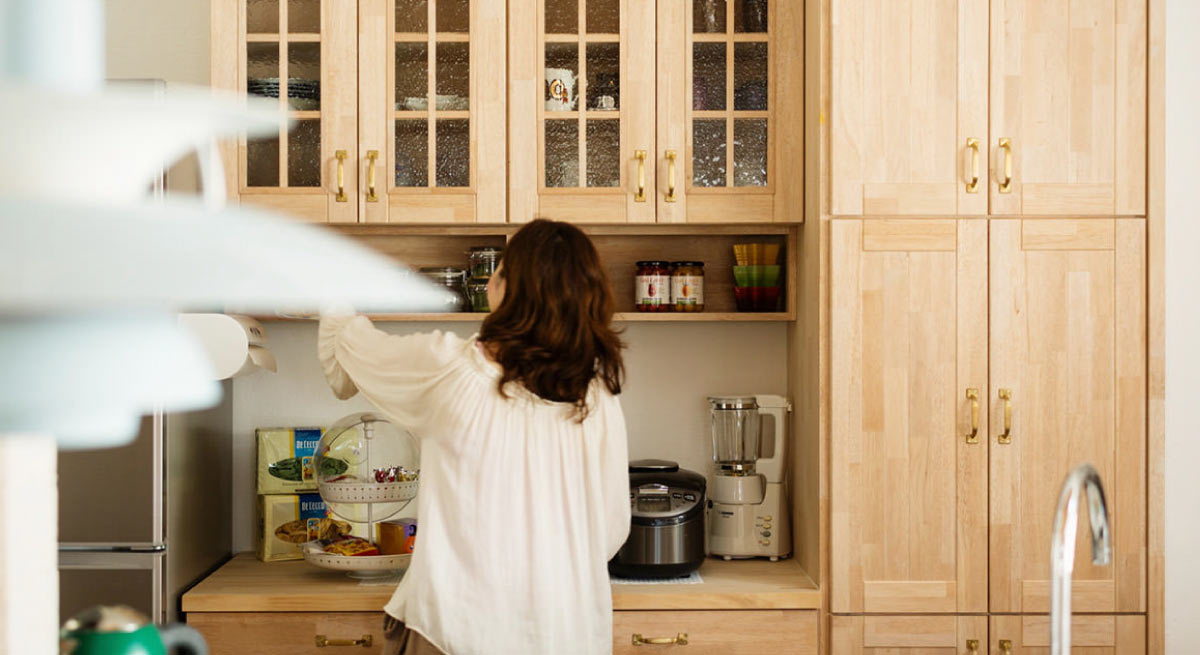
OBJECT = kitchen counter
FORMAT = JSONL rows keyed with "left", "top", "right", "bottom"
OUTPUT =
{"left": 182, "top": 553, "right": 820, "bottom": 613}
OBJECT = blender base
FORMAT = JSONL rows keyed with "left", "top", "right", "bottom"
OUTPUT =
{"left": 707, "top": 483, "right": 791, "bottom": 560}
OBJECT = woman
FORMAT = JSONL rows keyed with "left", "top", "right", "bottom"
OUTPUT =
{"left": 318, "top": 219, "right": 631, "bottom": 655}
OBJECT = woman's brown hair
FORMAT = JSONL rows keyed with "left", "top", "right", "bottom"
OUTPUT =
{"left": 478, "top": 219, "right": 624, "bottom": 417}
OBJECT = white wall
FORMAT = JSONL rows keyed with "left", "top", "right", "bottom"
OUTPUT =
{"left": 230, "top": 323, "right": 788, "bottom": 550}
{"left": 1164, "top": 0, "right": 1200, "bottom": 648}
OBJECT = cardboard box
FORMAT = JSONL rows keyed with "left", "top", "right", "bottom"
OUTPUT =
{"left": 256, "top": 427, "right": 324, "bottom": 494}
{"left": 256, "top": 493, "right": 352, "bottom": 562}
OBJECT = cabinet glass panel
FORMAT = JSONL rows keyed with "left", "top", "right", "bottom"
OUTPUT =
{"left": 692, "top": 0, "right": 726, "bottom": 33}
{"left": 392, "top": 0, "right": 473, "bottom": 192}
{"left": 288, "top": 0, "right": 320, "bottom": 33}
{"left": 545, "top": 119, "right": 580, "bottom": 187}
{"left": 395, "top": 0, "right": 428, "bottom": 32}
{"left": 288, "top": 119, "right": 322, "bottom": 187}
{"left": 540, "top": 0, "right": 622, "bottom": 191}
{"left": 243, "top": 0, "right": 327, "bottom": 190}
{"left": 692, "top": 119, "right": 726, "bottom": 187}
{"left": 733, "top": 42, "right": 767, "bottom": 111}
{"left": 734, "top": 0, "right": 768, "bottom": 33}
{"left": 692, "top": 42, "right": 725, "bottom": 110}
{"left": 733, "top": 118, "right": 766, "bottom": 186}
{"left": 247, "top": 0, "right": 279, "bottom": 33}
{"left": 394, "top": 120, "right": 429, "bottom": 186}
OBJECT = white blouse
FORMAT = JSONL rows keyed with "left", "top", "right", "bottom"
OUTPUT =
{"left": 318, "top": 314, "right": 631, "bottom": 655}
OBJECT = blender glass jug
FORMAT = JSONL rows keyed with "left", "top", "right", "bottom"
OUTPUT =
{"left": 709, "top": 397, "right": 760, "bottom": 468}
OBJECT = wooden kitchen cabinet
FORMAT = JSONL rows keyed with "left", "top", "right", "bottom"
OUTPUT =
{"left": 989, "top": 0, "right": 1147, "bottom": 216}
{"left": 988, "top": 218, "right": 1147, "bottom": 613}
{"left": 830, "top": 615, "right": 988, "bottom": 654}
{"left": 613, "top": 610, "right": 817, "bottom": 655}
{"left": 188, "top": 612, "right": 385, "bottom": 655}
{"left": 828, "top": 0, "right": 1147, "bottom": 217}
{"left": 988, "top": 615, "right": 1146, "bottom": 654}
{"left": 829, "top": 219, "right": 988, "bottom": 614}
{"left": 508, "top": 0, "right": 803, "bottom": 223}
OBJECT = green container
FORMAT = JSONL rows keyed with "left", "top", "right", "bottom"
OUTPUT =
{"left": 61, "top": 606, "right": 208, "bottom": 655}
{"left": 733, "top": 265, "right": 781, "bottom": 288}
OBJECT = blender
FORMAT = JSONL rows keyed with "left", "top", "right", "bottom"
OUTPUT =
{"left": 707, "top": 395, "right": 791, "bottom": 560}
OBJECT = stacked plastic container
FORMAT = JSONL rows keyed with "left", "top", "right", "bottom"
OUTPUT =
{"left": 732, "top": 243, "right": 782, "bottom": 312}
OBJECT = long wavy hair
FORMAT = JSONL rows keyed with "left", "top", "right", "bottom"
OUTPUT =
{"left": 478, "top": 219, "right": 625, "bottom": 418}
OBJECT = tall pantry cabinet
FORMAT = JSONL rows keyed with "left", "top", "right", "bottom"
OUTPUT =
{"left": 824, "top": 0, "right": 1152, "bottom": 652}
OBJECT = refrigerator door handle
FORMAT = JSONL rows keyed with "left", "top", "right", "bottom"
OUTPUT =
{"left": 58, "top": 543, "right": 167, "bottom": 554}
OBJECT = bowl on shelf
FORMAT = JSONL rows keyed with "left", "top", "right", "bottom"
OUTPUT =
{"left": 733, "top": 242, "right": 780, "bottom": 266}
{"left": 733, "top": 285, "right": 781, "bottom": 312}
{"left": 733, "top": 265, "right": 781, "bottom": 288}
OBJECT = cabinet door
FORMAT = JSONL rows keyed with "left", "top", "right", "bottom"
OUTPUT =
{"left": 989, "top": 615, "right": 1145, "bottom": 654}
{"left": 830, "top": 219, "right": 988, "bottom": 613}
{"left": 508, "top": 0, "right": 656, "bottom": 223}
{"left": 359, "top": 0, "right": 506, "bottom": 223}
{"left": 613, "top": 610, "right": 817, "bottom": 655}
{"left": 831, "top": 616, "right": 988, "bottom": 654}
{"left": 238, "top": 0, "right": 359, "bottom": 223}
{"left": 655, "top": 0, "right": 803, "bottom": 223}
{"left": 189, "top": 612, "right": 384, "bottom": 655}
{"left": 989, "top": 0, "right": 1147, "bottom": 215}
{"left": 989, "top": 219, "right": 1147, "bottom": 613}
{"left": 830, "top": 0, "right": 988, "bottom": 216}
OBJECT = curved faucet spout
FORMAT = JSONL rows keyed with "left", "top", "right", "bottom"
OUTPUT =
{"left": 1051, "top": 463, "right": 1111, "bottom": 655}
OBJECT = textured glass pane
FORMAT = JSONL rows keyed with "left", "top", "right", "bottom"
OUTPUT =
{"left": 287, "top": 119, "right": 321, "bottom": 187}
{"left": 545, "top": 120, "right": 579, "bottom": 187}
{"left": 692, "top": 119, "right": 726, "bottom": 187}
{"left": 437, "top": 0, "right": 469, "bottom": 32}
{"left": 436, "top": 42, "right": 469, "bottom": 108}
{"left": 544, "top": 43, "right": 579, "bottom": 111}
{"left": 735, "top": 0, "right": 768, "bottom": 32}
{"left": 395, "top": 0, "right": 428, "bottom": 32}
{"left": 545, "top": 0, "right": 578, "bottom": 33}
{"left": 289, "top": 0, "right": 320, "bottom": 32}
{"left": 247, "top": 135, "right": 280, "bottom": 187}
{"left": 586, "top": 0, "right": 619, "bottom": 34}
{"left": 394, "top": 120, "right": 429, "bottom": 186}
{"left": 247, "top": 43, "right": 279, "bottom": 92}
{"left": 586, "top": 120, "right": 619, "bottom": 187}
{"left": 395, "top": 43, "right": 429, "bottom": 110}
{"left": 586, "top": 43, "right": 619, "bottom": 111}
{"left": 734, "top": 42, "right": 768, "bottom": 110}
{"left": 287, "top": 43, "right": 321, "bottom": 111}
{"left": 436, "top": 119, "right": 470, "bottom": 187}
{"left": 693, "top": 0, "right": 726, "bottom": 33}
{"left": 247, "top": 0, "right": 279, "bottom": 33}
{"left": 734, "top": 118, "right": 767, "bottom": 186}
{"left": 692, "top": 42, "right": 725, "bottom": 111}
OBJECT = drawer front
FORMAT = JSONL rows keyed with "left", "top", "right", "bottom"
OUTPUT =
{"left": 187, "top": 612, "right": 385, "bottom": 655}
{"left": 613, "top": 610, "right": 818, "bottom": 655}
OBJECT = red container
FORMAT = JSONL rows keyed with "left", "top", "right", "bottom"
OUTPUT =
{"left": 734, "top": 286, "right": 781, "bottom": 312}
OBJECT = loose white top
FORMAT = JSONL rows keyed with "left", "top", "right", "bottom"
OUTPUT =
{"left": 319, "top": 315, "right": 631, "bottom": 655}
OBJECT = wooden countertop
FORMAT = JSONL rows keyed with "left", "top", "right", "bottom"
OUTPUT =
{"left": 182, "top": 553, "right": 819, "bottom": 613}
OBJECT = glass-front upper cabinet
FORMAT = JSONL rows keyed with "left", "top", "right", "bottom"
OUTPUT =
{"left": 508, "top": 0, "right": 657, "bottom": 223}
{"left": 657, "top": 0, "right": 802, "bottom": 222}
{"left": 232, "top": 0, "right": 359, "bottom": 222}
{"left": 359, "top": 0, "right": 506, "bottom": 223}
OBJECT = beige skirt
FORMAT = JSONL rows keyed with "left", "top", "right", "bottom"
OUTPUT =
{"left": 382, "top": 614, "right": 446, "bottom": 655}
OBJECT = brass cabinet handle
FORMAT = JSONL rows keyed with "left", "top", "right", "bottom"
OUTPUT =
{"left": 998, "top": 388, "right": 1013, "bottom": 444}
{"left": 315, "top": 634, "right": 373, "bottom": 648}
{"left": 998, "top": 138, "right": 1013, "bottom": 194}
{"left": 964, "top": 388, "right": 980, "bottom": 444}
{"left": 966, "top": 639, "right": 980, "bottom": 654}
{"left": 665, "top": 150, "right": 677, "bottom": 203}
{"left": 632, "top": 633, "right": 688, "bottom": 646}
{"left": 335, "top": 149, "right": 349, "bottom": 202}
{"left": 366, "top": 150, "right": 379, "bottom": 203}
{"left": 965, "top": 138, "right": 980, "bottom": 193}
{"left": 998, "top": 638, "right": 1013, "bottom": 654}
{"left": 635, "top": 150, "right": 647, "bottom": 202}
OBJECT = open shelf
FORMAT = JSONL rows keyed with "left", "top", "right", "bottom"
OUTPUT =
{"left": 258, "top": 311, "right": 792, "bottom": 323}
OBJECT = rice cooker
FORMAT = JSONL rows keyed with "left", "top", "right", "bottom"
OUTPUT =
{"left": 608, "top": 459, "right": 706, "bottom": 579}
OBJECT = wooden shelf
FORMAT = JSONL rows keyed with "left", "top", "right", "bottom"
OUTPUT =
{"left": 257, "top": 312, "right": 792, "bottom": 323}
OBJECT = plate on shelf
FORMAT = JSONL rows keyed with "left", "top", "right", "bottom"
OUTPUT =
{"left": 303, "top": 545, "right": 411, "bottom": 578}
{"left": 319, "top": 478, "right": 419, "bottom": 504}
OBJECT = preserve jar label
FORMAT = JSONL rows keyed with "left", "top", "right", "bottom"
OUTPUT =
{"left": 636, "top": 274, "right": 670, "bottom": 305}
{"left": 672, "top": 275, "right": 704, "bottom": 305}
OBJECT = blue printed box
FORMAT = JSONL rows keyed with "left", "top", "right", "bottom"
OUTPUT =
{"left": 256, "top": 427, "right": 324, "bottom": 495}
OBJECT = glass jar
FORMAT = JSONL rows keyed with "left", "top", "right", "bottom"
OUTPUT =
{"left": 466, "top": 247, "right": 503, "bottom": 279}
{"left": 671, "top": 261, "right": 705, "bottom": 312}
{"left": 635, "top": 261, "right": 672, "bottom": 312}
{"left": 467, "top": 278, "right": 491, "bottom": 312}
{"left": 418, "top": 267, "right": 468, "bottom": 313}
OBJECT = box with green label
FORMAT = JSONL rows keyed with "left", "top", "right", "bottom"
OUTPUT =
{"left": 256, "top": 427, "right": 326, "bottom": 494}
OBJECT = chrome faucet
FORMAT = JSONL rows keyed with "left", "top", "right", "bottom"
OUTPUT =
{"left": 1050, "top": 463, "right": 1111, "bottom": 655}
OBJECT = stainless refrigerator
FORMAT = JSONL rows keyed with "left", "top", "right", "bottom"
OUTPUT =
{"left": 57, "top": 380, "right": 233, "bottom": 623}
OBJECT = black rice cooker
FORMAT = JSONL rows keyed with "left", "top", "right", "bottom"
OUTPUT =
{"left": 608, "top": 459, "right": 706, "bottom": 579}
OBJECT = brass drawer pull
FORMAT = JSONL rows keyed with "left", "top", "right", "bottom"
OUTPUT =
{"left": 335, "top": 150, "right": 349, "bottom": 203}
{"left": 632, "top": 632, "right": 688, "bottom": 646}
{"left": 998, "top": 138, "right": 1013, "bottom": 194}
{"left": 366, "top": 150, "right": 379, "bottom": 202}
{"left": 998, "top": 388, "right": 1013, "bottom": 444}
{"left": 964, "top": 388, "right": 980, "bottom": 444}
{"left": 965, "top": 138, "right": 980, "bottom": 193}
{"left": 998, "top": 638, "right": 1013, "bottom": 654}
{"left": 635, "top": 150, "right": 647, "bottom": 202}
{"left": 664, "top": 150, "right": 677, "bottom": 203}
{"left": 315, "top": 634, "right": 373, "bottom": 648}
{"left": 966, "top": 639, "right": 980, "bottom": 654}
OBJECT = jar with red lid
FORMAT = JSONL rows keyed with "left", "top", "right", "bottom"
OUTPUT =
{"left": 635, "top": 261, "right": 672, "bottom": 312}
